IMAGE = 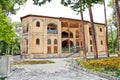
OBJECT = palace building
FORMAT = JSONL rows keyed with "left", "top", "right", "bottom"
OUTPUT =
{"left": 21, "top": 14, "right": 107, "bottom": 59}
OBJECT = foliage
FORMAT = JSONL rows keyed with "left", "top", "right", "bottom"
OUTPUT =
{"left": 0, "top": 8, "right": 21, "bottom": 55}
{"left": 0, "top": 77, "right": 5, "bottom": 80}
{"left": 0, "top": 0, "right": 27, "bottom": 14}
{"left": 80, "top": 57, "right": 120, "bottom": 77}
{"left": 108, "top": 27, "right": 117, "bottom": 53}
{"left": 116, "top": 70, "right": 120, "bottom": 77}
{"left": 61, "top": 0, "right": 103, "bottom": 12}
{"left": 0, "top": 0, "right": 26, "bottom": 56}
{"left": 0, "top": 9, "right": 16, "bottom": 44}
{"left": 32, "top": 0, "right": 103, "bottom": 12}
{"left": 14, "top": 60, "right": 55, "bottom": 65}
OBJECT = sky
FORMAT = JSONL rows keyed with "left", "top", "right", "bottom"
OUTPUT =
{"left": 9, "top": 0, "right": 112, "bottom": 23}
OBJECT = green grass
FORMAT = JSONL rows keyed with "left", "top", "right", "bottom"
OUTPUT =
{"left": 14, "top": 60, "right": 55, "bottom": 65}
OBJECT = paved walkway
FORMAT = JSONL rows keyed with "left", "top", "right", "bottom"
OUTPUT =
{"left": 7, "top": 58, "right": 108, "bottom": 80}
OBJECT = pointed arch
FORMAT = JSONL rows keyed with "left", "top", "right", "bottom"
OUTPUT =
{"left": 47, "top": 23, "right": 57, "bottom": 33}
{"left": 36, "top": 38, "right": 40, "bottom": 45}
{"left": 36, "top": 21, "right": 40, "bottom": 27}
{"left": 48, "top": 39, "right": 51, "bottom": 44}
{"left": 54, "top": 39, "right": 57, "bottom": 44}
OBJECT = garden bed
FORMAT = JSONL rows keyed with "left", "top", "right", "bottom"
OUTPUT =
{"left": 14, "top": 60, "right": 55, "bottom": 65}
{"left": 80, "top": 57, "right": 120, "bottom": 77}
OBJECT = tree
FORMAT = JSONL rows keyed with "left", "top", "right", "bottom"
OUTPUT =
{"left": 88, "top": 7, "right": 98, "bottom": 59}
{"left": 79, "top": 1, "right": 87, "bottom": 61}
{"left": 114, "top": 0, "right": 120, "bottom": 57}
{"left": 0, "top": 9, "right": 17, "bottom": 55}
{"left": 107, "top": 24, "right": 117, "bottom": 53}
{"left": 0, "top": 0, "right": 27, "bottom": 14}
{"left": 103, "top": 0, "right": 109, "bottom": 57}
{"left": 0, "top": 0, "right": 27, "bottom": 55}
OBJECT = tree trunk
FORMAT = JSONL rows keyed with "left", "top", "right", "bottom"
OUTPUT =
{"left": 114, "top": 0, "right": 120, "bottom": 57}
{"left": 68, "top": 23, "right": 70, "bottom": 52}
{"left": 80, "top": 11, "right": 87, "bottom": 61}
{"left": 88, "top": 7, "right": 98, "bottom": 59}
{"left": 104, "top": 0, "right": 109, "bottom": 57}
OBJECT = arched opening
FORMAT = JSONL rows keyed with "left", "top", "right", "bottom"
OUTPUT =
{"left": 22, "top": 38, "right": 28, "bottom": 53}
{"left": 54, "top": 39, "right": 57, "bottom": 44}
{"left": 47, "top": 39, "right": 51, "bottom": 44}
{"left": 62, "top": 40, "right": 74, "bottom": 52}
{"left": 26, "top": 27, "right": 28, "bottom": 32}
{"left": 26, "top": 24, "right": 29, "bottom": 32}
{"left": 100, "top": 28, "right": 102, "bottom": 32}
{"left": 76, "top": 30, "right": 79, "bottom": 38}
{"left": 36, "top": 21, "right": 40, "bottom": 27}
{"left": 62, "top": 32, "right": 68, "bottom": 38}
{"left": 62, "top": 31, "right": 73, "bottom": 38}
{"left": 101, "top": 40, "right": 103, "bottom": 45}
{"left": 89, "top": 27, "right": 92, "bottom": 35}
{"left": 90, "top": 40, "right": 92, "bottom": 45}
{"left": 47, "top": 23, "right": 57, "bottom": 34}
{"left": 36, "top": 38, "right": 40, "bottom": 45}
{"left": 69, "top": 31, "right": 73, "bottom": 38}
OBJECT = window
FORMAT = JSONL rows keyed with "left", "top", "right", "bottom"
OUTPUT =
{"left": 89, "top": 27, "right": 92, "bottom": 35}
{"left": 36, "top": 38, "right": 40, "bottom": 45}
{"left": 26, "top": 24, "right": 29, "bottom": 32}
{"left": 76, "top": 30, "right": 79, "bottom": 38}
{"left": 90, "top": 40, "right": 92, "bottom": 45}
{"left": 81, "top": 41, "right": 82, "bottom": 46}
{"left": 26, "top": 39, "right": 28, "bottom": 45}
{"left": 101, "top": 40, "right": 103, "bottom": 45}
{"left": 26, "top": 27, "right": 28, "bottom": 32}
{"left": 54, "top": 39, "right": 57, "bottom": 44}
{"left": 36, "top": 21, "right": 40, "bottom": 27}
{"left": 76, "top": 42, "right": 79, "bottom": 46}
{"left": 90, "top": 46, "right": 93, "bottom": 52}
{"left": 100, "top": 28, "right": 102, "bottom": 32}
{"left": 48, "top": 39, "right": 51, "bottom": 44}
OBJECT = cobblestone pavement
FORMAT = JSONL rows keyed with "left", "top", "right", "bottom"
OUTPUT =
{"left": 7, "top": 58, "right": 108, "bottom": 80}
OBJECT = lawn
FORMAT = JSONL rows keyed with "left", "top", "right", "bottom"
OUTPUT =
{"left": 14, "top": 60, "right": 55, "bottom": 65}
{"left": 80, "top": 57, "right": 120, "bottom": 77}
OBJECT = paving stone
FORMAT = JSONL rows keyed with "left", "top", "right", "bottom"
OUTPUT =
{"left": 7, "top": 59, "right": 108, "bottom": 80}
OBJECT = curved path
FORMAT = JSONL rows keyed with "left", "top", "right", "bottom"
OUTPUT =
{"left": 7, "top": 58, "right": 108, "bottom": 80}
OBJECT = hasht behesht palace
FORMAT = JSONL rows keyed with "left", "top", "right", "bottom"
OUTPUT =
{"left": 21, "top": 14, "right": 107, "bottom": 59}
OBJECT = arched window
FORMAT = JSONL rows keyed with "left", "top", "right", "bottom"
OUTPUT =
{"left": 26, "top": 39, "right": 28, "bottom": 45}
{"left": 100, "top": 28, "right": 102, "bottom": 32}
{"left": 76, "top": 42, "right": 79, "bottom": 46}
{"left": 26, "top": 24, "right": 29, "bottom": 32}
{"left": 54, "top": 39, "right": 57, "bottom": 44}
{"left": 89, "top": 27, "right": 92, "bottom": 35}
{"left": 101, "top": 40, "right": 103, "bottom": 45}
{"left": 36, "top": 38, "right": 40, "bottom": 45}
{"left": 26, "top": 27, "right": 28, "bottom": 32}
{"left": 90, "top": 46, "right": 93, "bottom": 52}
{"left": 36, "top": 21, "right": 40, "bottom": 27}
{"left": 90, "top": 40, "right": 92, "bottom": 45}
{"left": 48, "top": 39, "right": 51, "bottom": 44}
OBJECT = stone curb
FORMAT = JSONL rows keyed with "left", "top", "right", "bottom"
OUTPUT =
{"left": 78, "top": 67, "right": 117, "bottom": 80}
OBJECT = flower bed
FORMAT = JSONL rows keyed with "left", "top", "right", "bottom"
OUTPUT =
{"left": 80, "top": 57, "right": 120, "bottom": 77}
{"left": 14, "top": 60, "right": 55, "bottom": 65}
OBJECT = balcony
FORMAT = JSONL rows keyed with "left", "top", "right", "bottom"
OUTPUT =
{"left": 47, "top": 30, "right": 58, "bottom": 34}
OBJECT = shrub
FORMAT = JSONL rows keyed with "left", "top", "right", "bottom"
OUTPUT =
{"left": 116, "top": 70, "right": 120, "bottom": 77}
{"left": 14, "top": 60, "right": 55, "bottom": 65}
{"left": 80, "top": 57, "right": 120, "bottom": 77}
